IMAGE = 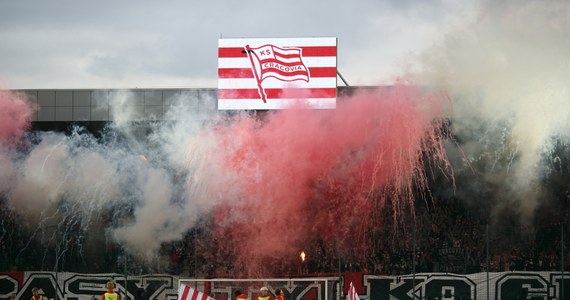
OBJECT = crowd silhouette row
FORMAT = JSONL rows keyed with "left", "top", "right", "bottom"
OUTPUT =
{"left": 1, "top": 196, "right": 569, "bottom": 276}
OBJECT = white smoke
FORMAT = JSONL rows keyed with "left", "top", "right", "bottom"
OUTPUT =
{"left": 7, "top": 132, "right": 120, "bottom": 227}
{"left": 107, "top": 91, "right": 226, "bottom": 259}
{"left": 0, "top": 90, "right": 229, "bottom": 266}
{"left": 416, "top": 0, "right": 570, "bottom": 217}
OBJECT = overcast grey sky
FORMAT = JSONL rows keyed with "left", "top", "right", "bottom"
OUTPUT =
{"left": 0, "top": 0, "right": 473, "bottom": 89}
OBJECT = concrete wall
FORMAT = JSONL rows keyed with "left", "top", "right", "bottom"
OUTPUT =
{"left": 18, "top": 88, "right": 218, "bottom": 122}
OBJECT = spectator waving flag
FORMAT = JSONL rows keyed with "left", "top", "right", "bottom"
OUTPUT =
{"left": 178, "top": 283, "right": 214, "bottom": 300}
{"left": 346, "top": 281, "right": 359, "bottom": 300}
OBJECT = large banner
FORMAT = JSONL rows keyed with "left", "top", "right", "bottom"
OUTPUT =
{"left": 1, "top": 271, "right": 568, "bottom": 300}
{"left": 218, "top": 37, "right": 337, "bottom": 110}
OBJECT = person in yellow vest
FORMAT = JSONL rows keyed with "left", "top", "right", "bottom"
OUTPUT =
{"left": 257, "top": 287, "right": 272, "bottom": 300}
{"left": 101, "top": 281, "right": 120, "bottom": 300}
{"left": 30, "top": 288, "right": 43, "bottom": 300}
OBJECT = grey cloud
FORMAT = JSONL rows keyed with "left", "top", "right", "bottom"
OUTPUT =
{"left": 0, "top": 0, "right": 472, "bottom": 88}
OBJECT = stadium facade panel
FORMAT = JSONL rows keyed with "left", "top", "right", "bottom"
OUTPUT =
{"left": 17, "top": 87, "right": 362, "bottom": 123}
{"left": 16, "top": 88, "right": 220, "bottom": 122}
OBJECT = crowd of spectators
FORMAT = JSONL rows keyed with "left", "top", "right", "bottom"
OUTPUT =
{"left": 164, "top": 197, "right": 570, "bottom": 277}
{"left": 356, "top": 199, "right": 568, "bottom": 275}
{"left": 2, "top": 196, "right": 570, "bottom": 276}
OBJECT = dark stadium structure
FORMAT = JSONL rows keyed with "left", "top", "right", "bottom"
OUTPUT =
{"left": 2, "top": 87, "right": 570, "bottom": 300}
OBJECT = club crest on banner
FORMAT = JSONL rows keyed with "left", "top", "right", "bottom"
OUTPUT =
{"left": 244, "top": 44, "right": 310, "bottom": 103}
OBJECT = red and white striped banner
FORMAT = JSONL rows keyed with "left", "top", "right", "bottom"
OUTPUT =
{"left": 178, "top": 283, "right": 214, "bottom": 300}
{"left": 218, "top": 37, "right": 337, "bottom": 110}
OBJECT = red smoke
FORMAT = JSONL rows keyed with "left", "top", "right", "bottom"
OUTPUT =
{"left": 209, "top": 82, "right": 453, "bottom": 277}
{"left": 0, "top": 89, "right": 35, "bottom": 145}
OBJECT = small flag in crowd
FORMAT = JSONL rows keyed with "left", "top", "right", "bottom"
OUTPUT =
{"left": 178, "top": 283, "right": 214, "bottom": 300}
{"left": 346, "top": 281, "right": 359, "bottom": 300}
